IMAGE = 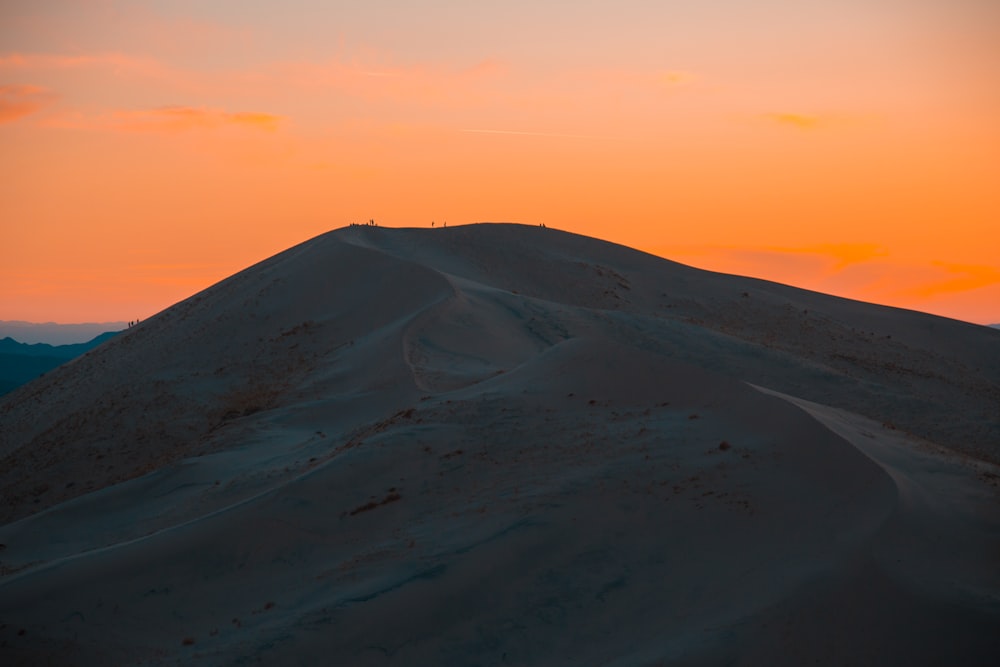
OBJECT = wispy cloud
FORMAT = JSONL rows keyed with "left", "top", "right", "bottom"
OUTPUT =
{"left": 765, "top": 113, "right": 822, "bottom": 129}
{"left": 761, "top": 112, "right": 878, "bottom": 131}
{"left": 0, "top": 50, "right": 205, "bottom": 102}
{"left": 655, "top": 244, "right": 1000, "bottom": 316}
{"left": 0, "top": 49, "right": 516, "bottom": 118}
{"left": 0, "top": 84, "right": 53, "bottom": 123}
{"left": 0, "top": 51, "right": 167, "bottom": 77}
{"left": 34, "top": 105, "right": 284, "bottom": 135}
{"left": 0, "top": 50, "right": 509, "bottom": 101}
{"left": 900, "top": 262, "right": 1000, "bottom": 298}
{"left": 112, "top": 106, "right": 282, "bottom": 132}
{"left": 765, "top": 243, "right": 889, "bottom": 270}
{"left": 460, "top": 128, "right": 610, "bottom": 140}
{"left": 666, "top": 243, "right": 889, "bottom": 274}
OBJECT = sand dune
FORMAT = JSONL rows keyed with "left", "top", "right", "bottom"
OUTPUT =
{"left": 1, "top": 223, "right": 997, "bottom": 665}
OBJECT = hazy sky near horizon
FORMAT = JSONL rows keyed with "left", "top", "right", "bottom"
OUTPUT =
{"left": 1, "top": 0, "right": 998, "bottom": 323}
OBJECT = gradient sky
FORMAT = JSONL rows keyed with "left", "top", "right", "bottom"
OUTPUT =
{"left": 2, "top": 0, "right": 998, "bottom": 324}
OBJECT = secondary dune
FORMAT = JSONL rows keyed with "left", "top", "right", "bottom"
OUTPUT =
{"left": 1, "top": 223, "right": 997, "bottom": 665}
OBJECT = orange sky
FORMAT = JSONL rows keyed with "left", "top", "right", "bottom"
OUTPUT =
{"left": 1, "top": 0, "right": 998, "bottom": 324}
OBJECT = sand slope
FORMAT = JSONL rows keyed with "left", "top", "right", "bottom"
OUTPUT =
{"left": 1, "top": 223, "right": 998, "bottom": 665}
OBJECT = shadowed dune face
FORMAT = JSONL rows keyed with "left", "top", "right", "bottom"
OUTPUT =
{"left": 0, "top": 237, "right": 453, "bottom": 522}
{"left": 0, "top": 223, "right": 998, "bottom": 664}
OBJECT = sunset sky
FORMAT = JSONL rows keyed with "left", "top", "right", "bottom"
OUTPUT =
{"left": 1, "top": 0, "right": 998, "bottom": 324}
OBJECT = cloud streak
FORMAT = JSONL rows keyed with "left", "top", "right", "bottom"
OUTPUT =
{"left": 460, "top": 128, "right": 611, "bottom": 140}
{"left": 761, "top": 112, "right": 878, "bottom": 131}
{"left": 0, "top": 51, "right": 168, "bottom": 77}
{"left": 112, "top": 106, "right": 282, "bottom": 133}
{"left": 658, "top": 244, "right": 1000, "bottom": 314}
{"left": 33, "top": 105, "right": 284, "bottom": 134}
{"left": 901, "top": 262, "right": 1000, "bottom": 298}
{"left": 765, "top": 113, "right": 822, "bottom": 129}
{"left": 0, "top": 84, "right": 52, "bottom": 123}
{"left": 765, "top": 243, "right": 889, "bottom": 270}
{"left": 0, "top": 49, "right": 517, "bottom": 114}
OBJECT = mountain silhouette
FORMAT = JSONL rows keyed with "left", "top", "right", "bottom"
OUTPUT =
{"left": 0, "top": 331, "right": 120, "bottom": 396}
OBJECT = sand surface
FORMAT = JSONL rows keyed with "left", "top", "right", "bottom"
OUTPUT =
{"left": 1, "top": 223, "right": 998, "bottom": 665}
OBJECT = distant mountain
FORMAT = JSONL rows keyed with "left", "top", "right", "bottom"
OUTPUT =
{"left": 0, "top": 320, "right": 128, "bottom": 345}
{"left": 990, "top": 323, "right": 1000, "bottom": 330}
{"left": 0, "top": 331, "right": 120, "bottom": 395}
